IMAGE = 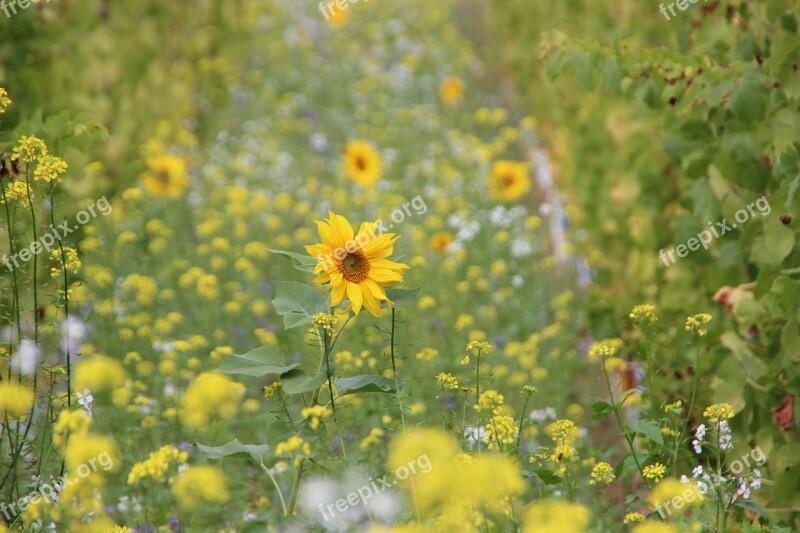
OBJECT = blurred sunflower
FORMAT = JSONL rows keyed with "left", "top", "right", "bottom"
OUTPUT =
{"left": 440, "top": 76, "right": 465, "bottom": 105}
{"left": 429, "top": 232, "right": 454, "bottom": 253}
{"left": 344, "top": 141, "right": 381, "bottom": 186}
{"left": 305, "top": 212, "right": 408, "bottom": 317}
{"left": 142, "top": 154, "right": 189, "bottom": 198}
{"left": 325, "top": 2, "right": 350, "bottom": 27}
{"left": 488, "top": 160, "right": 530, "bottom": 202}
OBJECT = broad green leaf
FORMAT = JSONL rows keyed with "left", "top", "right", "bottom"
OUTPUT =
{"left": 591, "top": 400, "right": 614, "bottom": 420}
{"left": 531, "top": 468, "right": 561, "bottom": 485}
{"left": 272, "top": 281, "right": 329, "bottom": 329}
{"left": 196, "top": 439, "right": 270, "bottom": 463}
{"left": 633, "top": 420, "right": 664, "bottom": 445}
{"left": 734, "top": 500, "right": 768, "bottom": 520}
{"left": 216, "top": 345, "right": 300, "bottom": 377}
{"left": 281, "top": 368, "right": 328, "bottom": 395}
{"left": 750, "top": 222, "right": 795, "bottom": 267}
{"left": 268, "top": 249, "right": 318, "bottom": 273}
{"left": 334, "top": 375, "right": 396, "bottom": 397}
{"left": 385, "top": 287, "right": 419, "bottom": 308}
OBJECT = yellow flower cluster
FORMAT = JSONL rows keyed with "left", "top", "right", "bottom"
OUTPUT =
{"left": 474, "top": 390, "right": 505, "bottom": 413}
{"left": 50, "top": 246, "right": 81, "bottom": 277}
{"left": 171, "top": 465, "right": 229, "bottom": 509}
{"left": 546, "top": 419, "right": 580, "bottom": 462}
{"left": 360, "top": 427, "right": 385, "bottom": 449}
{"left": 312, "top": 312, "right": 337, "bottom": 334}
{"left": 301, "top": 405, "right": 331, "bottom": 430}
{"left": 485, "top": 414, "right": 517, "bottom": 449}
{"left": 388, "top": 428, "right": 524, "bottom": 519}
{"left": 2, "top": 180, "right": 33, "bottom": 207}
{"left": 685, "top": 313, "right": 712, "bottom": 336}
{"left": 629, "top": 304, "right": 657, "bottom": 325}
{"left": 0, "top": 381, "right": 34, "bottom": 420}
{"left": 649, "top": 478, "right": 703, "bottom": 511}
{"left": 587, "top": 338, "right": 624, "bottom": 362}
{"left": 52, "top": 409, "right": 92, "bottom": 449}
{"left": 623, "top": 512, "right": 646, "bottom": 524}
{"left": 33, "top": 154, "right": 68, "bottom": 183}
{"left": 262, "top": 381, "right": 283, "bottom": 400}
{"left": 436, "top": 372, "right": 459, "bottom": 390}
{"left": 416, "top": 347, "right": 439, "bottom": 361}
{"left": 589, "top": 461, "right": 615, "bottom": 486}
{"left": 63, "top": 434, "right": 118, "bottom": 486}
{"left": 704, "top": 402, "right": 735, "bottom": 423}
{"left": 74, "top": 354, "right": 127, "bottom": 393}
{"left": 642, "top": 463, "right": 667, "bottom": 482}
{"left": 11, "top": 135, "right": 47, "bottom": 163}
{"left": 466, "top": 340, "right": 492, "bottom": 355}
{"left": 178, "top": 372, "right": 245, "bottom": 430}
{"left": 127, "top": 445, "right": 188, "bottom": 484}
{"left": 522, "top": 499, "right": 590, "bottom": 533}
{"left": 275, "top": 435, "right": 311, "bottom": 464}
{"left": 5, "top": 135, "right": 68, "bottom": 188}
{"left": 0, "top": 87, "right": 10, "bottom": 113}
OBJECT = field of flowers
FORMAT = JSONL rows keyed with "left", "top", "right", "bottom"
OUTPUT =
{"left": 0, "top": 0, "right": 798, "bottom": 531}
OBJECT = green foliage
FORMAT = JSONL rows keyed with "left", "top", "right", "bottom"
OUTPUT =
{"left": 488, "top": 0, "right": 800, "bottom": 526}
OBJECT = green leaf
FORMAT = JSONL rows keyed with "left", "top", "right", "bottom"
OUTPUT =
{"left": 216, "top": 345, "right": 300, "bottom": 377}
{"left": 531, "top": 467, "right": 562, "bottom": 485}
{"left": 730, "top": 81, "right": 766, "bottom": 126}
{"left": 334, "top": 375, "right": 396, "bottom": 397}
{"left": 272, "top": 281, "right": 329, "bottom": 329}
{"left": 281, "top": 368, "right": 328, "bottom": 395}
{"left": 633, "top": 420, "right": 664, "bottom": 445}
{"left": 385, "top": 287, "right": 419, "bottom": 308}
{"left": 268, "top": 249, "right": 318, "bottom": 273}
{"left": 196, "top": 439, "right": 270, "bottom": 463}
{"left": 750, "top": 222, "right": 795, "bottom": 267}
{"left": 591, "top": 400, "right": 614, "bottom": 420}
{"left": 734, "top": 500, "right": 768, "bottom": 520}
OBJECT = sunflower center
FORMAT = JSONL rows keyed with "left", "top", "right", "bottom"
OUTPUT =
{"left": 154, "top": 169, "right": 171, "bottom": 184}
{"left": 500, "top": 174, "right": 515, "bottom": 188}
{"left": 355, "top": 156, "right": 367, "bottom": 171}
{"left": 339, "top": 252, "right": 369, "bottom": 282}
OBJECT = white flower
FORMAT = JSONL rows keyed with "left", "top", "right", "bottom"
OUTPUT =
{"left": 76, "top": 389, "right": 94, "bottom": 415}
{"left": 11, "top": 339, "right": 40, "bottom": 376}
{"left": 464, "top": 425, "right": 487, "bottom": 447}
{"left": 529, "top": 407, "right": 557, "bottom": 422}
{"left": 61, "top": 316, "right": 87, "bottom": 353}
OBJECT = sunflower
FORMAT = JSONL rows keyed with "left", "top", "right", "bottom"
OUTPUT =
{"left": 344, "top": 141, "right": 381, "bottom": 186}
{"left": 325, "top": 2, "right": 350, "bottom": 28}
{"left": 142, "top": 155, "right": 189, "bottom": 198}
{"left": 440, "top": 76, "right": 465, "bottom": 105}
{"left": 305, "top": 212, "right": 409, "bottom": 317}
{"left": 488, "top": 160, "right": 530, "bottom": 202}
{"left": 429, "top": 232, "right": 454, "bottom": 253}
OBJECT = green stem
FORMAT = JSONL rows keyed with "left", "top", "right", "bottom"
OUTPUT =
{"left": 602, "top": 359, "right": 647, "bottom": 483}
{"left": 287, "top": 459, "right": 304, "bottom": 516}
{"left": 259, "top": 460, "right": 287, "bottom": 516}
{"left": 515, "top": 390, "right": 533, "bottom": 454}
{"left": 673, "top": 342, "right": 702, "bottom": 474}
